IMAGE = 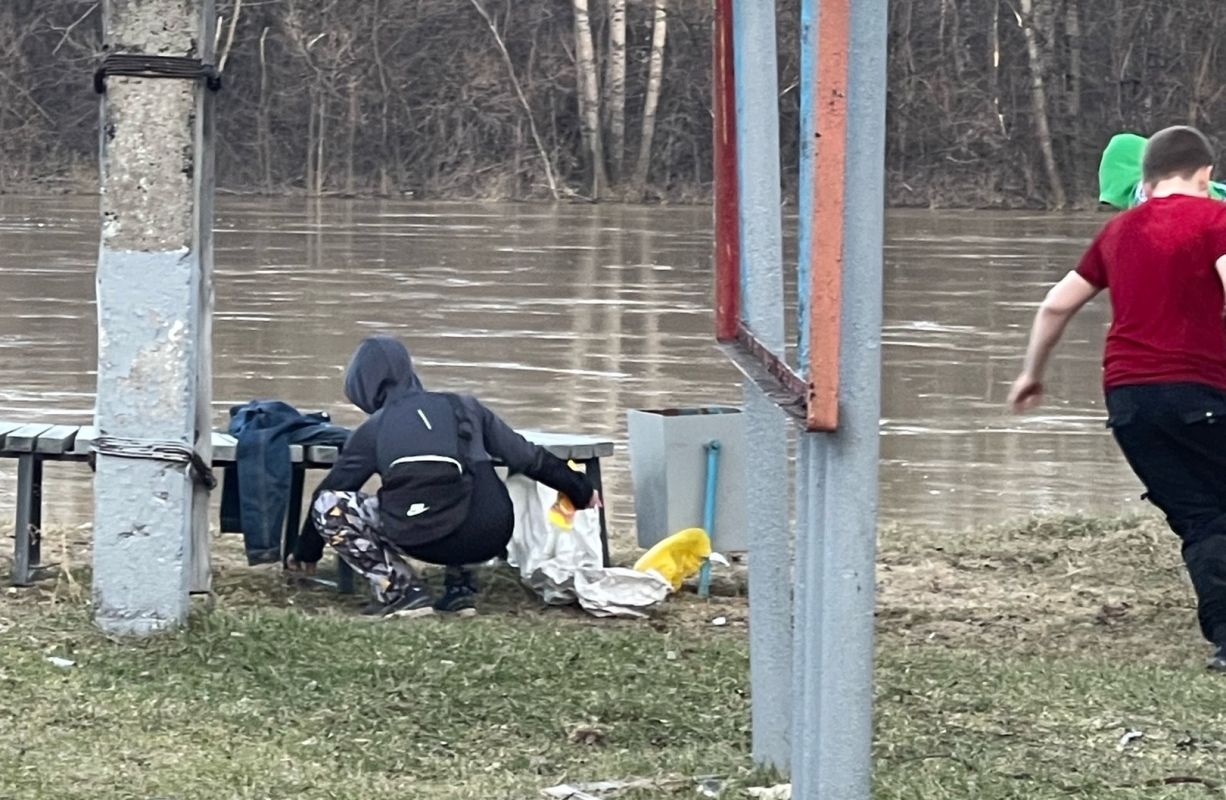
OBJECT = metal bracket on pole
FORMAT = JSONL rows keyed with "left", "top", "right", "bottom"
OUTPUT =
{"left": 718, "top": 324, "right": 809, "bottom": 425}
{"left": 94, "top": 53, "right": 223, "bottom": 94}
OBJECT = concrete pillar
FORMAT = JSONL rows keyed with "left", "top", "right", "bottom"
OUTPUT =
{"left": 790, "top": 0, "right": 888, "bottom": 797}
{"left": 732, "top": 0, "right": 792, "bottom": 772}
{"left": 94, "top": 0, "right": 216, "bottom": 634}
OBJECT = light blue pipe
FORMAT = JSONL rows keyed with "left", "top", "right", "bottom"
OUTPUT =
{"left": 699, "top": 439, "right": 721, "bottom": 598}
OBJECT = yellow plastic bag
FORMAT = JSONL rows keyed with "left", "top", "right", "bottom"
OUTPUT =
{"left": 633, "top": 527, "right": 711, "bottom": 591}
{"left": 547, "top": 461, "right": 585, "bottom": 530}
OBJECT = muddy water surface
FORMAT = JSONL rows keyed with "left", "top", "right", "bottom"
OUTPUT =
{"left": 0, "top": 197, "right": 1142, "bottom": 543}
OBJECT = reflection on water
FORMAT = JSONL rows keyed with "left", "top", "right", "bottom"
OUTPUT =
{"left": 0, "top": 197, "right": 1143, "bottom": 539}
{"left": 881, "top": 211, "right": 1142, "bottom": 528}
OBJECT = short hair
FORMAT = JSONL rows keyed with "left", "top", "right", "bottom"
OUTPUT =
{"left": 1142, "top": 126, "right": 1215, "bottom": 183}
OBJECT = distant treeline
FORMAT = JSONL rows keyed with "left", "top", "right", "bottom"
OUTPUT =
{"left": 1, "top": 0, "right": 1223, "bottom": 207}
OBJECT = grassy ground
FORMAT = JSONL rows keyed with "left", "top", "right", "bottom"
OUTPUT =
{"left": 0, "top": 515, "right": 1223, "bottom": 799}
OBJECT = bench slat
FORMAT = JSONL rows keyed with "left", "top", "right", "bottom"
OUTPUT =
{"left": 72, "top": 426, "right": 97, "bottom": 455}
{"left": 26, "top": 423, "right": 615, "bottom": 465}
{"left": 211, "top": 432, "right": 237, "bottom": 463}
{"left": 305, "top": 444, "right": 340, "bottom": 464}
{"left": 34, "top": 425, "right": 81, "bottom": 455}
{"left": 521, "top": 430, "right": 615, "bottom": 460}
{"left": 0, "top": 420, "right": 29, "bottom": 440}
{"left": 2, "top": 423, "right": 56, "bottom": 453}
{"left": 297, "top": 435, "right": 611, "bottom": 468}
{"left": 206, "top": 434, "right": 305, "bottom": 464}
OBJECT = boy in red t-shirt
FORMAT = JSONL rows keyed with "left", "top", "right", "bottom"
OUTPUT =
{"left": 1009, "top": 126, "right": 1226, "bottom": 671}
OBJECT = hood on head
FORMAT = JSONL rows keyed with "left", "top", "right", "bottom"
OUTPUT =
{"left": 343, "top": 335, "right": 423, "bottom": 413}
{"left": 1098, "top": 132, "right": 1147, "bottom": 209}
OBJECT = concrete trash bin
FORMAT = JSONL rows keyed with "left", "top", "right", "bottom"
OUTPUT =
{"left": 626, "top": 406, "right": 746, "bottom": 553}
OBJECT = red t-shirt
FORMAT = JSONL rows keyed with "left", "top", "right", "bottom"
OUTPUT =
{"left": 1076, "top": 194, "right": 1226, "bottom": 391}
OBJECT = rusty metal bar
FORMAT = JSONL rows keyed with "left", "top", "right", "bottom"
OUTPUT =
{"left": 713, "top": 0, "right": 741, "bottom": 343}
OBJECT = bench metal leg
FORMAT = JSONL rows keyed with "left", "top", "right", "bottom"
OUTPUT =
{"left": 283, "top": 467, "right": 355, "bottom": 593}
{"left": 13, "top": 454, "right": 43, "bottom": 586}
{"left": 585, "top": 458, "right": 611, "bottom": 567}
{"left": 337, "top": 559, "right": 355, "bottom": 594}
{"left": 282, "top": 465, "right": 306, "bottom": 566}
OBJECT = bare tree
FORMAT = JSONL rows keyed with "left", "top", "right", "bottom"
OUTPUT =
{"left": 1064, "top": 0, "right": 1082, "bottom": 121}
{"left": 632, "top": 0, "right": 668, "bottom": 191}
{"left": 1018, "top": 0, "right": 1066, "bottom": 208}
{"left": 344, "top": 77, "right": 359, "bottom": 195}
{"left": 469, "top": 0, "right": 560, "bottom": 199}
{"left": 604, "top": 0, "right": 627, "bottom": 184}
{"left": 572, "top": 0, "right": 607, "bottom": 198}
{"left": 370, "top": 0, "right": 402, "bottom": 194}
{"left": 256, "top": 25, "right": 273, "bottom": 192}
{"left": 1063, "top": 0, "right": 1082, "bottom": 194}
{"left": 988, "top": 0, "right": 1004, "bottom": 134}
{"left": 11, "top": 0, "right": 1226, "bottom": 207}
{"left": 217, "top": 0, "right": 242, "bottom": 72}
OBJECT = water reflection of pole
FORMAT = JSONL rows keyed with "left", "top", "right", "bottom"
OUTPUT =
{"left": 602, "top": 206, "right": 626, "bottom": 436}
{"left": 566, "top": 208, "right": 599, "bottom": 432}
{"left": 306, "top": 196, "right": 324, "bottom": 273}
{"left": 638, "top": 213, "right": 663, "bottom": 406}
{"left": 336, "top": 200, "right": 355, "bottom": 275}
{"left": 599, "top": 207, "right": 626, "bottom": 528}
{"left": 93, "top": 0, "right": 217, "bottom": 632}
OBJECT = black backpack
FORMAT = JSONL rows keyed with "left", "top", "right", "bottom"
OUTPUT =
{"left": 375, "top": 393, "right": 475, "bottom": 546}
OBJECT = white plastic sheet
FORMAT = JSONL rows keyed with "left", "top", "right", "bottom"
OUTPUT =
{"left": 505, "top": 475, "right": 670, "bottom": 618}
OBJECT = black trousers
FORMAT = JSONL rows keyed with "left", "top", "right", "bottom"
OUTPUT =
{"left": 404, "top": 462, "right": 515, "bottom": 567}
{"left": 1106, "top": 383, "right": 1226, "bottom": 645}
{"left": 312, "top": 463, "right": 515, "bottom": 601}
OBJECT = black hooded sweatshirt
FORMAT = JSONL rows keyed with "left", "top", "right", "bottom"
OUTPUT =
{"left": 294, "top": 336, "right": 593, "bottom": 562}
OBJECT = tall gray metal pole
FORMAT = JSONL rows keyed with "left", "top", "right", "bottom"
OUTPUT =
{"left": 94, "top": 0, "right": 216, "bottom": 634}
{"left": 732, "top": 0, "right": 792, "bottom": 771}
{"left": 790, "top": 0, "right": 888, "bottom": 796}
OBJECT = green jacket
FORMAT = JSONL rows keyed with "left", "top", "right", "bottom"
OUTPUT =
{"left": 1098, "top": 132, "right": 1226, "bottom": 209}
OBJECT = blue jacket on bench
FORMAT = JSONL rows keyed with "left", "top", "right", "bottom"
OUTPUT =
{"left": 220, "top": 400, "right": 350, "bottom": 565}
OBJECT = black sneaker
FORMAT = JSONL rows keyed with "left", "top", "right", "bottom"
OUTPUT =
{"left": 377, "top": 585, "right": 435, "bottom": 619}
{"left": 1209, "top": 645, "right": 1226, "bottom": 673}
{"left": 434, "top": 568, "right": 478, "bottom": 617}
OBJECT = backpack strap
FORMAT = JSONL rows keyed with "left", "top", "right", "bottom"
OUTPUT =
{"left": 372, "top": 393, "right": 471, "bottom": 465}
{"left": 441, "top": 393, "right": 474, "bottom": 444}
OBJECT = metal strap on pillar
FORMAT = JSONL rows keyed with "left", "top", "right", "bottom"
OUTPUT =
{"left": 94, "top": 53, "right": 224, "bottom": 94}
{"left": 92, "top": 435, "right": 217, "bottom": 490}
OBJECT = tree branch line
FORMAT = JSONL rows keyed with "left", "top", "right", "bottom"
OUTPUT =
{"left": 0, "top": 0, "right": 1221, "bottom": 207}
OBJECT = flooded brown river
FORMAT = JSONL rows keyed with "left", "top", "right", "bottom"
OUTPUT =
{"left": 0, "top": 196, "right": 1145, "bottom": 541}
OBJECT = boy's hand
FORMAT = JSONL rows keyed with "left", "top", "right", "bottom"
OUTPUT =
{"left": 1009, "top": 271, "right": 1099, "bottom": 415}
{"left": 284, "top": 555, "right": 317, "bottom": 576}
{"left": 587, "top": 490, "right": 603, "bottom": 510}
{"left": 1008, "top": 373, "right": 1044, "bottom": 413}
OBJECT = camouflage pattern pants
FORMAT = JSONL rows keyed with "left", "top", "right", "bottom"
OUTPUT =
{"left": 311, "top": 490, "right": 417, "bottom": 603}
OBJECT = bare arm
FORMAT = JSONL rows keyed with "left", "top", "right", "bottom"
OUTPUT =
{"left": 1008, "top": 271, "right": 1101, "bottom": 412}
{"left": 1216, "top": 256, "right": 1226, "bottom": 312}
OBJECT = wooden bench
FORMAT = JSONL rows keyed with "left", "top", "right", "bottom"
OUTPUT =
{"left": 0, "top": 422, "right": 615, "bottom": 591}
